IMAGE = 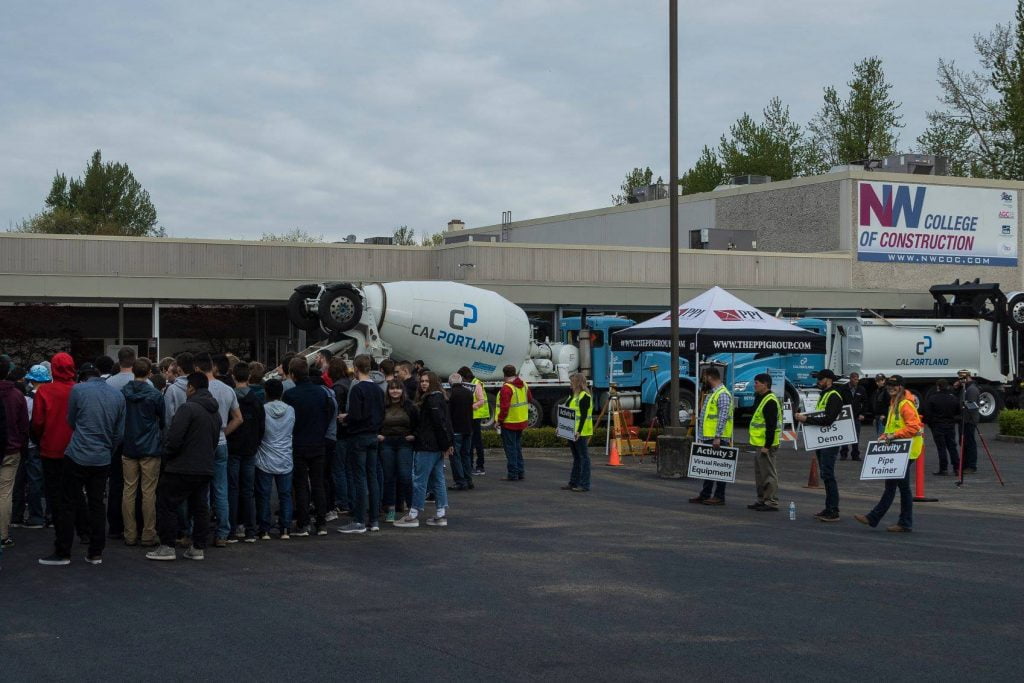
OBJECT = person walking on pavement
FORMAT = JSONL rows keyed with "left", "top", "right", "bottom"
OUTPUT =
{"left": 855, "top": 374, "right": 923, "bottom": 533}
{"left": 496, "top": 364, "right": 532, "bottom": 481}
{"left": 337, "top": 354, "right": 384, "bottom": 535}
{"left": 689, "top": 366, "right": 733, "bottom": 506}
{"left": 795, "top": 369, "right": 844, "bottom": 522}
{"left": 0, "top": 357, "right": 30, "bottom": 548}
{"left": 561, "top": 373, "right": 593, "bottom": 493}
{"left": 42, "top": 362, "right": 125, "bottom": 565}
{"left": 839, "top": 372, "right": 864, "bottom": 461}
{"left": 146, "top": 373, "right": 222, "bottom": 561}
{"left": 954, "top": 370, "right": 980, "bottom": 473}
{"left": 923, "top": 378, "right": 960, "bottom": 476}
{"left": 120, "top": 358, "right": 165, "bottom": 547}
{"left": 395, "top": 371, "right": 454, "bottom": 528}
{"left": 747, "top": 373, "right": 781, "bottom": 511}
{"left": 196, "top": 352, "right": 243, "bottom": 547}
{"left": 447, "top": 373, "right": 475, "bottom": 491}
{"left": 458, "top": 366, "right": 489, "bottom": 476}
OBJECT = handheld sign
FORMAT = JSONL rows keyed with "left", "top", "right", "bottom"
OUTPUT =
{"left": 859, "top": 440, "right": 911, "bottom": 480}
{"left": 801, "top": 405, "right": 858, "bottom": 451}
{"left": 768, "top": 368, "right": 786, "bottom": 401}
{"left": 556, "top": 405, "right": 577, "bottom": 441}
{"left": 687, "top": 442, "right": 739, "bottom": 483}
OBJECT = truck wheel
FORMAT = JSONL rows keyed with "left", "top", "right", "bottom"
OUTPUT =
{"left": 785, "top": 385, "right": 802, "bottom": 414}
{"left": 656, "top": 387, "right": 696, "bottom": 427}
{"left": 977, "top": 386, "right": 1004, "bottom": 422}
{"left": 527, "top": 399, "right": 544, "bottom": 428}
{"left": 549, "top": 398, "right": 568, "bottom": 427}
{"left": 318, "top": 285, "right": 363, "bottom": 333}
{"left": 287, "top": 284, "right": 322, "bottom": 333}
{"left": 1006, "top": 291, "right": 1024, "bottom": 331}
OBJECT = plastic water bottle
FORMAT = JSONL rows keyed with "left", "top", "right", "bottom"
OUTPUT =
{"left": 788, "top": 501, "right": 796, "bottom": 521}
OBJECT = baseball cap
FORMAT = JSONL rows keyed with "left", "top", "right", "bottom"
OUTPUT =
{"left": 813, "top": 369, "right": 837, "bottom": 381}
{"left": 78, "top": 362, "right": 99, "bottom": 379}
{"left": 886, "top": 374, "right": 905, "bottom": 386}
{"left": 26, "top": 364, "right": 52, "bottom": 383}
{"left": 874, "top": 373, "right": 886, "bottom": 380}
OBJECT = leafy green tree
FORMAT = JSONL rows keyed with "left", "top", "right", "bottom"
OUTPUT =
{"left": 718, "top": 97, "right": 819, "bottom": 180}
{"left": 260, "top": 228, "right": 324, "bottom": 243}
{"left": 392, "top": 225, "right": 416, "bottom": 245}
{"left": 808, "top": 57, "right": 904, "bottom": 165}
{"left": 17, "top": 150, "right": 163, "bottom": 236}
{"left": 612, "top": 166, "right": 663, "bottom": 205}
{"left": 680, "top": 145, "right": 724, "bottom": 195}
{"left": 917, "top": 5, "right": 1024, "bottom": 178}
{"left": 419, "top": 232, "right": 444, "bottom": 247}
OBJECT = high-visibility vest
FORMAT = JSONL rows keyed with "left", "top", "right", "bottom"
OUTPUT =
{"left": 886, "top": 397, "right": 924, "bottom": 460}
{"left": 471, "top": 378, "right": 490, "bottom": 419}
{"left": 816, "top": 389, "right": 842, "bottom": 411}
{"left": 701, "top": 385, "right": 734, "bottom": 439}
{"left": 503, "top": 381, "right": 529, "bottom": 424}
{"left": 568, "top": 390, "right": 593, "bottom": 437}
{"left": 749, "top": 392, "right": 781, "bottom": 448}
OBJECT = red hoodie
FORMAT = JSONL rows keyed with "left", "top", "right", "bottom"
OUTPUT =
{"left": 31, "top": 352, "right": 76, "bottom": 459}
{"left": 497, "top": 376, "right": 532, "bottom": 431}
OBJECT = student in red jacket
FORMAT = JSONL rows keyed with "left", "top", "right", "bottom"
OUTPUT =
{"left": 496, "top": 364, "right": 532, "bottom": 481}
{"left": 31, "top": 353, "right": 83, "bottom": 564}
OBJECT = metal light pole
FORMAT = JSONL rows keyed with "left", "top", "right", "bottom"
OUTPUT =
{"left": 668, "top": 0, "right": 680, "bottom": 431}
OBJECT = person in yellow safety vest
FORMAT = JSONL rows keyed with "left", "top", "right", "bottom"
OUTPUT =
{"left": 855, "top": 374, "right": 923, "bottom": 533}
{"left": 689, "top": 366, "right": 733, "bottom": 507}
{"left": 560, "top": 373, "right": 593, "bottom": 493}
{"left": 795, "top": 369, "right": 845, "bottom": 522}
{"left": 496, "top": 364, "right": 532, "bottom": 481}
{"left": 747, "top": 373, "right": 781, "bottom": 511}
{"left": 458, "top": 366, "right": 489, "bottom": 477}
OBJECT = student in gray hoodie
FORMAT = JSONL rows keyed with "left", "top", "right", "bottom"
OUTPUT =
{"left": 164, "top": 352, "right": 195, "bottom": 424}
{"left": 254, "top": 379, "right": 295, "bottom": 539}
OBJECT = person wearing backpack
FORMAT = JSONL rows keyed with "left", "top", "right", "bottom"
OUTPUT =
{"left": 227, "top": 362, "right": 265, "bottom": 543}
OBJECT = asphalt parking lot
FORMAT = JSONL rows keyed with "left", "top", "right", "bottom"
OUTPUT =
{"left": 2, "top": 424, "right": 1022, "bottom": 681}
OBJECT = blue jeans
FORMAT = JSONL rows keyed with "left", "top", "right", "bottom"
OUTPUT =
{"left": 255, "top": 468, "right": 293, "bottom": 533}
{"left": 13, "top": 445, "right": 45, "bottom": 525}
{"left": 347, "top": 433, "right": 380, "bottom": 526}
{"left": 699, "top": 438, "right": 730, "bottom": 500}
{"left": 332, "top": 438, "right": 351, "bottom": 510}
{"left": 212, "top": 444, "right": 230, "bottom": 540}
{"left": 817, "top": 446, "right": 840, "bottom": 512}
{"left": 451, "top": 433, "right": 474, "bottom": 487}
{"left": 568, "top": 438, "right": 591, "bottom": 490}
{"left": 228, "top": 454, "right": 256, "bottom": 537}
{"left": 867, "top": 464, "right": 913, "bottom": 529}
{"left": 501, "top": 429, "right": 524, "bottom": 478}
{"left": 412, "top": 451, "right": 448, "bottom": 513}
{"left": 380, "top": 437, "right": 413, "bottom": 508}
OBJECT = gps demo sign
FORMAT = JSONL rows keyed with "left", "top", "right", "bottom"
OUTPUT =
{"left": 857, "top": 181, "right": 1017, "bottom": 267}
{"left": 800, "top": 405, "right": 858, "bottom": 451}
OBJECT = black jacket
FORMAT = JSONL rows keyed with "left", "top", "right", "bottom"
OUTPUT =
{"left": 346, "top": 379, "right": 385, "bottom": 436}
{"left": 924, "top": 390, "right": 960, "bottom": 427}
{"left": 227, "top": 386, "right": 265, "bottom": 457}
{"left": 414, "top": 391, "right": 453, "bottom": 452}
{"left": 448, "top": 384, "right": 475, "bottom": 434}
{"left": 162, "top": 389, "right": 222, "bottom": 476}
{"left": 850, "top": 383, "right": 866, "bottom": 415}
{"left": 871, "top": 386, "right": 889, "bottom": 420}
{"left": 804, "top": 388, "right": 844, "bottom": 426}
{"left": 283, "top": 378, "right": 334, "bottom": 448}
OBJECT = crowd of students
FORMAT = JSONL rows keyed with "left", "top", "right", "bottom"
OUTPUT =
{"left": 0, "top": 345, "right": 563, "bottom": 567}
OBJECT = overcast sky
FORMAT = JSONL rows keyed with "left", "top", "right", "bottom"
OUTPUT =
{"left": 0, "top": 1, "right": 1014, "bottom": 241}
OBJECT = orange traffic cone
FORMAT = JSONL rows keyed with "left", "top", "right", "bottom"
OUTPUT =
{"left": 802, "top": 456, "right": 821, "bottom": 488}
{"left": 914, "top": 444, "right": 938, "bottom": 502}
{"left": 606, "top": 439, "right": 622, "bottom": 467}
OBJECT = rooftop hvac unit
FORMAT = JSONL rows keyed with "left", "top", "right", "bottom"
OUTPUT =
{"left": 727, "top": 174, "right": 772, "bottom": 185}
{"left": 627, "top": 183, "right": 670, "bottom": 203}
{"left": 344, "top": 234, "right": 356, "bottom": 244}
{"left": 881, "top": 154, "right": 949, "bottom": 176}
{"left": 363, "top": 236, "right": 394, "bottom": 245}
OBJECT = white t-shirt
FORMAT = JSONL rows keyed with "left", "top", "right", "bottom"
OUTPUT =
{"left": 208, "top": 378, "right": 240, "bottom": 447}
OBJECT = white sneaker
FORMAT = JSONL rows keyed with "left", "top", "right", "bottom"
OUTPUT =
{"left": 425, "top": 517, "right": 448, "bottom": 527}
{"left": 325, "top": 510, "right": 339, "bottom": 522}
{"left": 183, "top": 546, "right": 205, "bottom": 561}
{"left": 393, "top": 514, "right": 420, "bottom": 528}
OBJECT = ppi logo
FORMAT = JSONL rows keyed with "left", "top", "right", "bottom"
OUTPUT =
{"left": 714, "top": 309, "right": 764, "bottom": 322}
{"left": 915, "top": 335, "right": 933, "bottom": 355}
{"left": 449, "top": 303, "right": 478, "bottom": 330}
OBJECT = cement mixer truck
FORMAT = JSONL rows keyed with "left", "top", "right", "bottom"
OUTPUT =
{"left": 286, "top": 280, "right": 701, "bottom": 428}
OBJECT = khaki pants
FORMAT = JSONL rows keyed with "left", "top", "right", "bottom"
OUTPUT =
{"left": 0, "top": 450, "right": 22, "bottom": 540}
{"left": 754, "top": 447, "right": 779, "bottom": 507}
{"left": 122, "top": 456, "right": 161, "bottom": 544}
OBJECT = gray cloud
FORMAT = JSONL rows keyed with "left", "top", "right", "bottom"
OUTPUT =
{"left": 0, "top": 0, "right": 1012, "bottom": 240}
